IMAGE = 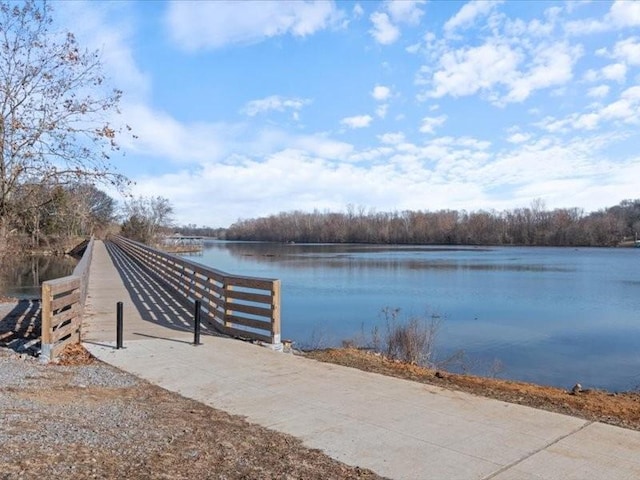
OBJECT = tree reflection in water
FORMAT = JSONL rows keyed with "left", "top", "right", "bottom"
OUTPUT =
{"left": 0, "top": 255, "right": 77, "bottom": 300}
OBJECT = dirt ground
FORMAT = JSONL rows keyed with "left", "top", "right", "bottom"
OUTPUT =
{"left": 307, "top": 347, "right": 640, "bottom": 432}
{"left": 0, "top": 344, "right": 383, "bottom": 480}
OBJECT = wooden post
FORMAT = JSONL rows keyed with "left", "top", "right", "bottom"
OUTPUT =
{"left": 41, "top": 282, "right": 52, "bottom": 344}
{"left": 40, "top": 282, "right": 53, "bottom": 362}
{"left": 271, "top": 280, "right": 281, "bottom": 347}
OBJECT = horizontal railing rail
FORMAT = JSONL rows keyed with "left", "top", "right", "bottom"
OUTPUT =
{"left": 41, "top": 236, "right": 95, "bottom": 362}
{"left": 109, "top": 235, "right": 281, "bottom": 347}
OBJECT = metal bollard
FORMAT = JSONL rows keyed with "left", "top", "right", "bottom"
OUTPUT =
{"left": 116, "top": 301, "right": 123, "bottom": 349}
{"left": 193, "top": 299, "right": 201, "bottom": 346}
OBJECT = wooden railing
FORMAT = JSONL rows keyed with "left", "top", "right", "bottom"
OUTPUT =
{"left": 109, "top": 235, "right": 282, "bottom": 348}
{"left": 40, "top": 236, "right": 95, "bottom": 362}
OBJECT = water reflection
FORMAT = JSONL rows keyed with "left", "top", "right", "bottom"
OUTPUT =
{"left": 0, "top": 255, "right": 77, "bottom": 299}
{"left": 215, "top": 242, "right": 571, "bottom": 273}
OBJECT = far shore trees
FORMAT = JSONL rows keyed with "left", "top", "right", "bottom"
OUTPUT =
{"left": 224, "top": 199, "right": 640, "bottom": 248}
{"left": 0, "top": 1, "right": 131, "bottom": 254}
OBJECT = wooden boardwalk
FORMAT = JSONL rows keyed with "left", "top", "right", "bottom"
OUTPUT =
{"left": 82, "top": 240, "right": 208, "bottom": 343}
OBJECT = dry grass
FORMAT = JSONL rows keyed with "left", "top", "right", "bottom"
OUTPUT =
{"left": 55, "top": 341, "right": 96, "bottom": 365}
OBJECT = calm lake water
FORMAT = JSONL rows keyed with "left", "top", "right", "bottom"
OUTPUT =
{"left": 0, "top": 255, "right": 77, "bottom": 300}
{"left": 192, "top": 241, "right": 640, "bottom": 392}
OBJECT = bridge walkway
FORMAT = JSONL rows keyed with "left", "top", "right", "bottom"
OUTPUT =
{"left": 82, "top": 240, "right": 209, "bottom": 343}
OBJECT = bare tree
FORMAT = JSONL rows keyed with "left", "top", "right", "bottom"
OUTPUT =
{"left": 121, "top": 196, "right": 174, "bottom": 245}
{"left": 0, "top": 1, "right": 130, "bottom": 240}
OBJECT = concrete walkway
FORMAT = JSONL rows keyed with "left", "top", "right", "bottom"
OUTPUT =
{"left": 82, "top": 241, "right": 640, "bottom": 480}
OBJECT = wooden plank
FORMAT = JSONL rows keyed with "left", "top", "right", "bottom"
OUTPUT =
{"left": 226, "top": 289, "right": 272, "bottom": 304}
{"left": 51, "top": 290, "right": 80, "bottom": 311}
{"left": 189, "top": 262, "right": 225, "bottom": 281}
{"left": 208, "top": 282, "right": 224, "bottom": 297}
{"left": 225, "top": 327, "right": 271, "bottom": 344}
{"left": 52, "top": 319, "right": 80, "bottom": 343}
{"left": 209, "top": 321, "right": 272, "bottom": 343}
{"left": 225, "top": 302, "right": 272, "bottom": 318}
{"left": 226, "top": 276, "right": 275, "bottom": 291}
{"left": 41, "top": 282, "right": 53, "bottom": 344}
{"left": 51, "top": 304, "right": 82, "bottom": 328}
{"left": 225, "top": 314, "right": 272, "bottom": 332}
{"left": 47, "top": 276, "right": 81, "bottom": 295}
{"left": 201, "top": 307, "right": 225, "bottom": 325}
{"left": 51, "top": 331, "right": 81, "bottom": 358}
{"left": 191, "top": 283, "right": 222, "bottom": 307}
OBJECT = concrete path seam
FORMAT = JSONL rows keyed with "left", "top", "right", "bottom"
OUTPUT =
{"left": 481, "top": 420, "right": 594, "bottom": 480}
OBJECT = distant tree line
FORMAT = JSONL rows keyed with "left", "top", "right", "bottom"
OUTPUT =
{"left": 173, "top": 224, "right": 226, "bottom": 238}
{"left": 225, "top": 200, "right": 640, "bottom": 247}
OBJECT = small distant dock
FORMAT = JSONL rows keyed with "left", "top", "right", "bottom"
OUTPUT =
{"left": 161, "top": 234, "right": 205, "bottom": 254}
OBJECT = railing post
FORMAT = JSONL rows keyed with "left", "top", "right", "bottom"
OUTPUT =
{"left": 116, "top": 301, "right": 124, "bottom": 349}
{"left": 40, "top": 282, "right": 53, "bottom": 362}
{"left": 271, "top": 280, "right": 282, "bottom": 349}
{"left": 193, "top": 299, "right": 201, "bottom": 346}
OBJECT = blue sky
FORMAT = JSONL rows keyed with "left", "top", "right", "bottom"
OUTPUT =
{"left": 56, "top": 1, "right": 640, "bottom": 227}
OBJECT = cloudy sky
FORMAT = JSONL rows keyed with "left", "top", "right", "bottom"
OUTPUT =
{"left": 56, "top": 1, "right": 640, "bottom": 227}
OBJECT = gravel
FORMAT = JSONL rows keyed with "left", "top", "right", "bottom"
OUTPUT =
{"left": 0, "top": 345, "right": 382, "bottom": 479}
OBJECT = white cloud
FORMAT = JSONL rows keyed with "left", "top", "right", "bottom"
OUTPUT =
{"left": 602, "top": 63, "right": 627, "bottom": 83}
{"left": 424, "top": 38, "right": 580, "bottom": 104}
{"left": 369, "top": 1, "right": 425, "bottom": 45}
{"left": 427, "top": 41, "right": 521, "bottom": 99}
{"left": 565, "top": 0, "right": 640, "bottom": 35}
{"left": 340, "top": 115, "right": 373, "bottom": 129}
{"left": 503, "top": 43, "right": 582, "bottom": 103}
{"left": 386, "top": 0, "right": 425, "bottom": 26}
{"left": 369, "top": 12, "right": 399, "bottom": 45}
{"left": 537, "top": 86, "right": 640, "bottom": 132}
{"left": 588, "top": 85, "right": 610, "bottom": 98}
{"left": 584, "top": 62, "right": 627, "bottom": 84}
{"left": 376, "top": 104, "right": 389, "bottom": 118}
{"left": 378, "top": 132, "right": 406, "bottom": 144}
{"left": 166, "top": 0, "right": 342, "bottom": 50}
{"left": 573, "top": 113, "right": 600, "bottom": 130}
{"left": 352, "top": 3, "right": 364, "bottom": 18}
{"left": 292, "top": 134, "right": 354, "bottom": 159}
{"left": 507, "top": 132, "right": 530, "bottom": 144}
{"left": 119, "top": 103, "right": 228, "bottom": 163}
{"left": 444, "top": 1, "right": 502, "bottom": 34}
{"left": 608, "top": 0, "right": 640, "bottom": 28}
{"left": 243, "top": 95, "right": 311, "bottom": 117}
{"left": 419, "top": 115, "right": 447, "bottom": 134}
{"left": 613, "top": 37, "right": 640, "bottom": 65}
{"left": 372, "top": 85, "right": 391, "bottom": 101}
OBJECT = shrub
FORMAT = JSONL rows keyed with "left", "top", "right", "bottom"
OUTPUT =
{"left": 379, "top": 307, "right": 441, "bottom": 367}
